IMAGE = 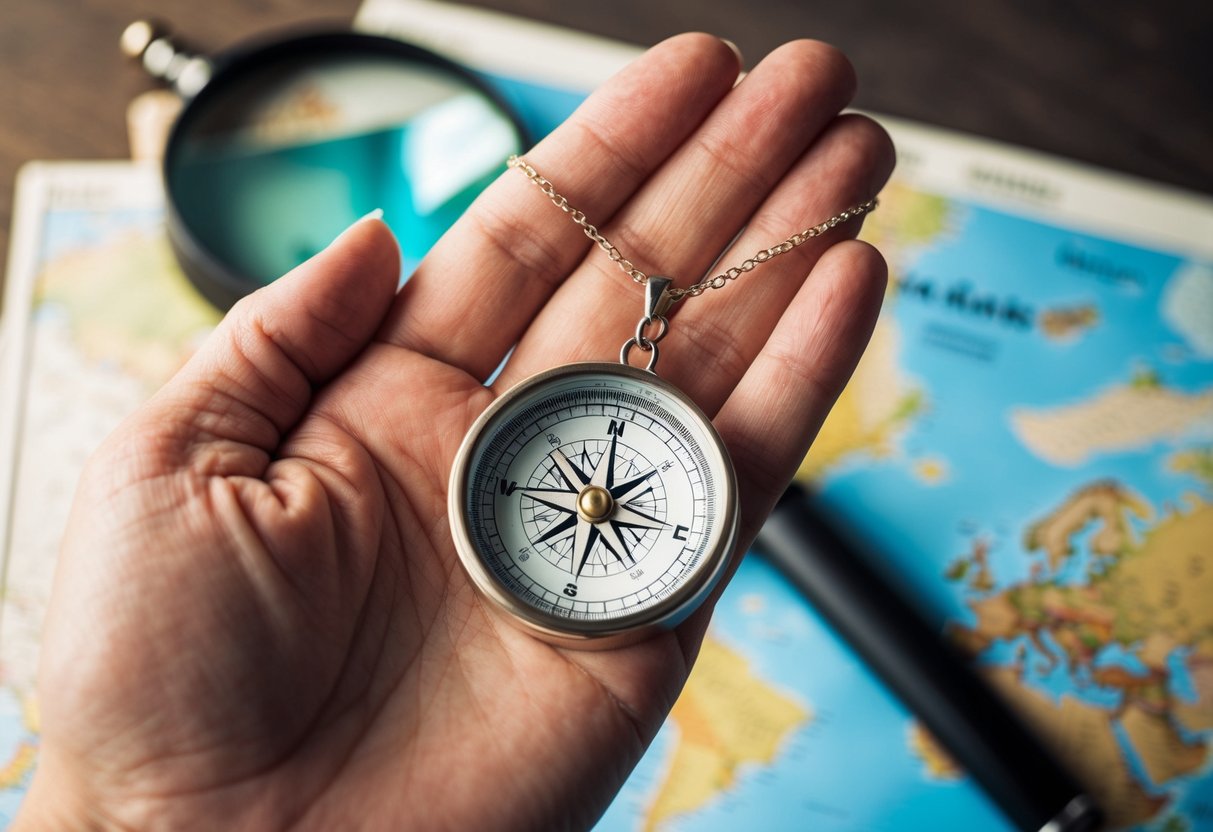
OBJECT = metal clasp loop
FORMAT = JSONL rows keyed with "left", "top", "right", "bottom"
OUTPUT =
{"left": 633, "top": 314, "right": 669, "bottom": 346}
{"left": 620, "top": 314, "right": 669, "bottom": 372}
{"left": 619, "top": 275, "right": 675, "bottom": 373}
{"left": 620, "top": 336, "right": 660, "bottom": 372}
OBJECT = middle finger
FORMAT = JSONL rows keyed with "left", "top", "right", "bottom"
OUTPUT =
{"left": 493, "top": 39, "right": 857, "bottom": 394}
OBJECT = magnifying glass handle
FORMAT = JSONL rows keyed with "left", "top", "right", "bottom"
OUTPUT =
{"left": 121, "top": 20, "right": 213, "bottom": 98}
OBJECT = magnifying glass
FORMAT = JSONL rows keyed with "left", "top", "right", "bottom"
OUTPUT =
{"left": 122, "top": 20, "right": 529, "bottom": 310}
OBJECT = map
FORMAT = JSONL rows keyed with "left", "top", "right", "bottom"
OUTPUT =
{"left": 595, "top": 176, "right": 1213, "bottom": 832}
{"left": 2, "top": 6, "right": 1213, "bottom": 826}
{"left": 0, "top": 164, "right": 222, "bottom": 824}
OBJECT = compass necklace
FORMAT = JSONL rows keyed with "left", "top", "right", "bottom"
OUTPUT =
{"left": 448, "top": 155, "right": 877, "bottom": 650}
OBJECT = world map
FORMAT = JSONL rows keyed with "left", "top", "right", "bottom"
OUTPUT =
{"left": 597, "top": 179, "right": 1213, "bottom": 830}
{"left": 1, "top": 136, "right": 1211, "bottom": 831}
{"left": 0, "top": 186, "right": 222, "bottom": 824}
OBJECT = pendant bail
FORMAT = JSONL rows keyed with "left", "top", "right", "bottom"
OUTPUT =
{"left": 646, "top": 275, "right": 675, "bottom": 319}
{"left": 621, "top": 276, "right": 675, "bottom": 373}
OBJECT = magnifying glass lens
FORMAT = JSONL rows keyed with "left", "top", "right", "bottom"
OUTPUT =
{"left": 167, "top": 45, "right": 523, "bottom": 303}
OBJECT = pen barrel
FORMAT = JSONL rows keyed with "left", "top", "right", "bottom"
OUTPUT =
{"left": 753, "top": 485, "right": 1103, "bottom": 832}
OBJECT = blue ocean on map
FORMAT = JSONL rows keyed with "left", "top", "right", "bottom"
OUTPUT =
{"left": 595, "top": 197, "right": 1213, "bottom": 828}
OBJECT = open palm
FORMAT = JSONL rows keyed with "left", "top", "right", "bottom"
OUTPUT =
{"left": 21, "top": 35, "right": 893, "bottom": 831}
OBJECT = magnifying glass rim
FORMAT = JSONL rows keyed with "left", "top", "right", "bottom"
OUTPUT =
{"left": 163, "top": 28, "right": 532, "bottom": 311}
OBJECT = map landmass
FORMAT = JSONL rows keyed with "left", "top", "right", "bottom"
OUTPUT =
{"left": 797, "top": 319, "right": 922, "bottom": 480}
{"left": 1023, "top": 481, "right": 1152, "bottom": 573}
{"left": 1010, "top": 380, "right": 1213, "bottom": 467}
{"left": 953, "top": 479, "right": 1213, "bottom": 828}
{"left": 1174, "top": 660, "right": 1213, "bottom": 733}
{"left": 37, "top": 232, "right": 218, "bottom": 389}
{"left": 1161, "top": 263, "right": 1213, "bottom": 358}
{"left": 798, "top": 184, "right": 949, "bottom": 481}
{"left": 946, "top": 537, "right": 996, "bottom": 593}
{"left": 643, "top": 637, "right": 809, "bottom": 831}
{"left": 1168, "top": 447, "right": 1213, "bottom": 489}
{"left": 1038, "top": 303, "right": 1099, "bottom": 343}
{"left": 906, "top": 723, "right": 961, "bottom": 780}
{"left": 981, "top": 666, "right": 1167, "bottom": 826}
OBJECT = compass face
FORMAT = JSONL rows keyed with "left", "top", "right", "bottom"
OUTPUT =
{"left": 449, "top": 363, "right": 738, "bottom": 647}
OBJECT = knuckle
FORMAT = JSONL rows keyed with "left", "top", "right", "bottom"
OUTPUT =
{"left": 747, "top": 209, "right": 806, "bottom": 256}
{"left": 676, "top": 312, "right": 751, "bottom": 386}
{"left": 600, "top": 213, "right": 663, "bottom": 277}
{"left": 767, "top": 343, "right": 834, "bottom": 403}
{"left": 220, "top": 313, "right": 311, "bottom": 423}
{"left": 567, "top": 116, "right": 649, "bottom": 186}
{"left": 691, "top": 129, "right": 774, "bottom": 196}
{"left": 470, "top": 197, "right": 569, "bottom": 289}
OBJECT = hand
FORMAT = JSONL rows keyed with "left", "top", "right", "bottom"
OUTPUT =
{"left": 20, "top": 34, "right": 893, "bottom": 830}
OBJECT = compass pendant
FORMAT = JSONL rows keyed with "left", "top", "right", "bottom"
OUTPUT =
{"left": 448, "top": 362, "right": 739, "bottom": 649}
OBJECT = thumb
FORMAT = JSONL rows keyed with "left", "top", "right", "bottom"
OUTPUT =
{"left": 146, "top": 215, "right": 400, "bottom": 463}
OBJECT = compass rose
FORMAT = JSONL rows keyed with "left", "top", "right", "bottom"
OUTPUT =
{"left": 520, "top": 433, "right": 668, "bottom": 578}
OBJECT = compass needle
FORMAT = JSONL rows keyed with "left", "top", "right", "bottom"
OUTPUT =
{"left": 575, "top": 524, "right": 601, "bottom": 580}
{"left": 606, "top": 434, "right": 619, "bottom": 489}
{"left": 550, "top": 447, "right": 589, "bottom": 489}
{"left": 450, "top": 364, "right": 737, "bottom": 647}
{"left": 598, "top": 521, "right": 634, "bottom": 565}
{"left": 590, "top": 435, "right": 615, "bottom": 489}
{"left": 610, "top": 469, "right": 658, "bottom": 502}
{"left": 613, "top": 504, "right": 666, "bottom": 531}
{"left": 536, "top": 514, "right": 577, "bottom": 545}
{"left": 628, "top": 487, "right": 654, "bottom": 505}
{"left": 520, "top": 489, "right": 579, "bottom": 515}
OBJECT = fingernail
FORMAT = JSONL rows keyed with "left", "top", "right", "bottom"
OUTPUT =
{"left": 720, "top": 38, "right": 743, "bottom": 66}
{"left": 330, "top": 208, "right": 386, "bottom": 247}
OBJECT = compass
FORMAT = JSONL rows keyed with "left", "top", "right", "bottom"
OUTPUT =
{"left": 446, "top": 156, "right": 871, "bottom": 650}
{"left": 448, "top": 362, "right": 739, "bottom": 649}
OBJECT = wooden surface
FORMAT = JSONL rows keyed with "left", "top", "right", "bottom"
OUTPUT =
{"left": 1, "top": 0, "right": 1211, "bottom": 273}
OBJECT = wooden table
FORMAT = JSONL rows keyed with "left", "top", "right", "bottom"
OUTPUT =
{"left": 2, "top": 0, "right": 1210, "bottom": 272}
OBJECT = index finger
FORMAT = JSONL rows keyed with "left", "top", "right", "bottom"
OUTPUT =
{"left": 377, "top": 34, "right": 743, "bottom": 380}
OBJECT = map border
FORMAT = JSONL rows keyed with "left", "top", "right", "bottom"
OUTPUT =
{"left": 355, "top": 0, "right": 1213, "bottom": 261}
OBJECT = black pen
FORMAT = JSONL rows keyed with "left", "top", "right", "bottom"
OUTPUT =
{"left": 753, "top": 482, "right": 1104, "bottom": 832}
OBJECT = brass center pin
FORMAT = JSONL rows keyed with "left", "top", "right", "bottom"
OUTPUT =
{"left": 577, "top": 485, "right": 614, "bottom": 523}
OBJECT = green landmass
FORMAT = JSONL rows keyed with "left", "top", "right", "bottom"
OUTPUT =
{"left": 944, "top": 559, "right": 969, "bottom": 581}
{"left": 1130, "top": 367, "right": 1163, "bottom": 390}
{"left": 952, "top": 480, "right": 1213, "bottom": 828}
{"left": 37, "top": 230, "right": 220, "bottom": 390}
{"left": 1169, "top": 447, "right": 1213, "bottom": 490}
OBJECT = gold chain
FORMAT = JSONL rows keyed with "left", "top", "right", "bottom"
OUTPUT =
{"left": 506, "top": 155, "right": 877, "bottom": 305}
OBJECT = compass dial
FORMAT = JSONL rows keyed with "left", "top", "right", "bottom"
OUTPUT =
{"left": 449, "top": 363, "right": 738, "bottom": 648}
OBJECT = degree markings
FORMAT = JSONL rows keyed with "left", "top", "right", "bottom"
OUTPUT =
{"left": 467, "top": 380, "right": 719, "bottom": 621}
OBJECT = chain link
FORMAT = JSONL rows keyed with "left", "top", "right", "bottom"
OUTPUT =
{"left": 507, "top": 154, "right": 877, "bottom": 305}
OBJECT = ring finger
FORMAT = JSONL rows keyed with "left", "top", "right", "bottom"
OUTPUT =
{"left": 658, "top": 112, "right": 894, "bottom": 416}
{"left": 492, "top": 39, "right": 860, "bottom": 395}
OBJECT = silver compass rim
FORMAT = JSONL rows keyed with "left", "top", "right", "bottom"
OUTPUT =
{"left": 447, "top": 361, "right": 739, "bottom": 651}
